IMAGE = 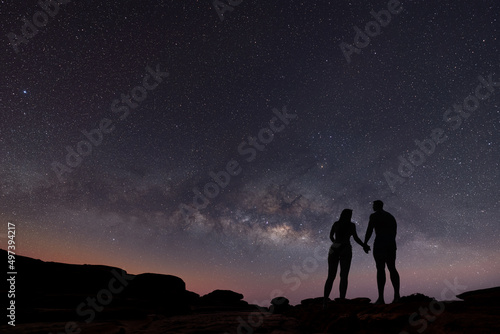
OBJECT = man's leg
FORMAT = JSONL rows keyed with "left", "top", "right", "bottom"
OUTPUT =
{"left": 374, "top": 250, "right": 386, "bottom": 304}
{"left": 386, "top": 249, "right": 400, "bottom": 302}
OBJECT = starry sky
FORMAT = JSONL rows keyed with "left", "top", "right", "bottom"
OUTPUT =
{"left": 1, "top": 0, "right": 499, "bottom": 305}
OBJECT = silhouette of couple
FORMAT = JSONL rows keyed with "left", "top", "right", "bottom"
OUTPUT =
{"left": 323, "top": 200, "right": 400, "bottom": 306}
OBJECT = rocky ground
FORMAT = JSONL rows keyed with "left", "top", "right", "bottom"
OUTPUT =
{"left": 2, "top": 249, "right": 499, "bottom": 333}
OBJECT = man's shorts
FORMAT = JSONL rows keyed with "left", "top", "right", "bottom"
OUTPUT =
{"left": 373, "top": 246, "right": 396, "bottom": 263}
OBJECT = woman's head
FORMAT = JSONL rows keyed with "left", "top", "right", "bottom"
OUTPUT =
{"left": 339, "top": 209, "right": 352, "bottom": 222}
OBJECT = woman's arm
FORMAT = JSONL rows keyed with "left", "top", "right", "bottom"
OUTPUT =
{"left": 351, "top": 224, "right": 364, "bottom": 246}
{"left": 329, "top": 222, "right": 337, "bottom": 243}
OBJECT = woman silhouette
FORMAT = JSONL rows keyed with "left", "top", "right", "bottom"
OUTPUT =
{"left": 323, "top": 209, "right": 369, "bottom": 306}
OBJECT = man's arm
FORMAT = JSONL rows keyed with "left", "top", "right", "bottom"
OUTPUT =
{"left": 353, "top": 224, "right": 371, "bottom": 254}
{"left": 390, "top": 213, "right": 397, "bottom": 237}
{"left": 394, "top": 216, "right": 397, "bottom": 236}
{"left": 364, "top": 218, "right": 374, "bottom": 245}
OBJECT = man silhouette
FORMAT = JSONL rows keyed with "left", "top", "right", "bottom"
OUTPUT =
{"left": 364, "top": 200, "right": 401, "bottom": 304}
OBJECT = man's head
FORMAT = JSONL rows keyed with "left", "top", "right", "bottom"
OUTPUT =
{"left": 373, "top": 200, "right": 384, "bottom": 212}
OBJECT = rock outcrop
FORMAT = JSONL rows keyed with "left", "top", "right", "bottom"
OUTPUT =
{"left": 2, "top": 249, "right": 499, "bottom": 334}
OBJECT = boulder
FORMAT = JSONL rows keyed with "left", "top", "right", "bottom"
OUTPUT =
{"left": 300, "top": 297, "right": 324, "bottom": 306}
{"left": 124, "top": 273, "right": 186, "bottom": 299}
{"left": 270, "top": 296, "right": 290, "bottom": 314}
{"left": 124, "top": 273, "right": 190, "bottom": 314}
{"left": 399, "top": 293, "right": 434, "bottom": 303}
{"left": 457, "top": 286, "right": 500, "bottom": 305}
{"left": 200, "top": 289, "right": 248, "bottom": 308}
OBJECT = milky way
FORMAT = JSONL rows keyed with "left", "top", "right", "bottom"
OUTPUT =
{"left": 1, "top": 0, "right": 499, "bottom": 304}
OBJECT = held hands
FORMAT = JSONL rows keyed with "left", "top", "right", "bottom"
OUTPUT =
{"left": 362, "top": 243, "right": 371, "bottom": 254}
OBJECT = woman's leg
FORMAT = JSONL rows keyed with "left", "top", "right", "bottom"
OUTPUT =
{"left": 324, "top": 253, "right": 340, "bottom": 300}
{"left": 339, "top": 247, "right": 352, "bottom": 299}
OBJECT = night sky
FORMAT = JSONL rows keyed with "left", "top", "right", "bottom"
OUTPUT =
{"left": 1, "top": 0, "right": 499, "bottom": 305}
